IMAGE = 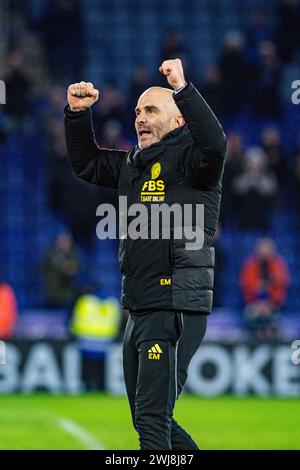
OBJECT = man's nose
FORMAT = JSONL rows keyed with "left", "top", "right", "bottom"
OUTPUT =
{"left": 136, "top": 113, "right": 147, "bottom": 124}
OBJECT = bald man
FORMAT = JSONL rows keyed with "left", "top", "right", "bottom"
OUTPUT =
{"left": 135, "top": 86, "right": 185, "bottom": 150}
{"left": 64, "top": 59, "right": 227, "bottom": 450}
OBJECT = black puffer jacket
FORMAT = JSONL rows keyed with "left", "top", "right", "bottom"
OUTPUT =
{"left": 64, "top": 82, "right": 227, "bottom": 314}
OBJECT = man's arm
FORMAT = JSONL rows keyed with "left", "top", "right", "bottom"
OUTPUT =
{"left": 160, "top": 60, "right": 227, "bottom": 188}
{"left": 174, "top": 82, "right": 227, "bottom": 188}
{"left": 64, "top": 81, "right": 127, "bottom": 189}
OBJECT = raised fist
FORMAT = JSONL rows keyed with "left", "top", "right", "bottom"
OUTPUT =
{"left": 67, "top": 81, "right": 99, "bottom": 112}
{"left": 159, "top": 58, "right": 186, "bottom": 90}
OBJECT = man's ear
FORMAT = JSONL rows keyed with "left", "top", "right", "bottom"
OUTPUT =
{"left": 176, "top": 115, "right": 185, "bottom": 127}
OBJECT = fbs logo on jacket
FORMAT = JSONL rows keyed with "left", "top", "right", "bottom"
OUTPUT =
{"left": 151, "top": 162, "right": 161, "bottom": 179}
{"left": 140, "top": 162, "right": 165, "bottom": 202}
{"left": 148, "top": 343, "right": 163, "bottom": 360}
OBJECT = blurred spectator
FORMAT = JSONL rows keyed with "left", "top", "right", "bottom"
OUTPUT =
{"left": 200, "top": 64, "right": 225, "bottom": 117}
{"left": 42, "top": 232, "right": 80, "bottom": 309}
{"left": 45, "top": 85, "right": 66, "bottom": 124}
{"left": 46, "top": 119, "right": 101, "bottom": 248}
{"left": 240, "top": 238, "right": 290, "bottom": 339}
{"left": 275, "top": 0, "right": 300, "bottom": 63}
{"left": 46, "top": 118, "right": 70, "bottom": 213}
{"left": 160, "top": 28, "right": 190, "bottom": 77}
{"left": 219, "top": 131, "right": 244, "bottom": 226}
{"left": 36, "top": 0, "right": 82, "bottom": 83}
{"left": 0, "top": 282, "right": 18, "bottom": 340}
{"left": 70, "top": 285, "right": 121, "bottom": 390}
{"left": 252, "top": 41, "right": 281, "bottom": 118}
{"left": 93, "top": 85, "right": 127, "bottom": 137}
{"left": 101, "top": 120, "right": 132, "bottom": 151}
{"left": 218, "top": 31, "right": 253, "bottom": 116}
{"left": 3, "top": 50, "right": 31, "bottom": 125}
{"left": 232, "top": 146, "right": 278, "bottom": 230}
{"left": 18, "top": 33, "right": 50, "bottom": 99}
{"left": 128, "top": 67, "right": 152, "bottom": 111}
{"left": 260, "top": 126, "right": 288, "bottom": 186}
{"left": 70, "top": 288, "right": 120, "bottom": 342}
{"left": 246, "top": 9, "right": 273, "bottom": 62}
{"left": 44, "top": 86, "right": 68, "bottom": 206}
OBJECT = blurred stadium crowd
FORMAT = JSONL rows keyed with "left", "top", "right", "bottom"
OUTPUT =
{"left": 1, "top": 0, "right": 300, "bottom": 343}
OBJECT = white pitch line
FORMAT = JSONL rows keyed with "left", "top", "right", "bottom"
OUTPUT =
{"left": 57, "top": 417, "right": 106, "bottom": 450}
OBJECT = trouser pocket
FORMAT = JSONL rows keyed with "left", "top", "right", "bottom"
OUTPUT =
{"left": 164, "top": 311, "right": 184, "bottom": 344}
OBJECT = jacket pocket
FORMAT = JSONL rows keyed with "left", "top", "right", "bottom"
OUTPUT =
{"left": 125, "top": 238, "right": 173, "bottom": 278}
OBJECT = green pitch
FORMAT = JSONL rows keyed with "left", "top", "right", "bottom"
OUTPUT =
{"left": 0, "top": 394, "right": 299, "bottom": 450}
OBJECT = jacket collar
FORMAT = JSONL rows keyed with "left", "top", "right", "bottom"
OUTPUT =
{"left": 127, "top": 124, "right": 191, "bottom": 169}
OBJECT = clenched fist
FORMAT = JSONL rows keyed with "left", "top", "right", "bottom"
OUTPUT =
{"left": 159, "top": 58, "right": 186, "bottom": 90}
{"left": 67, "top": 81, "right": 99, "bottom": 112}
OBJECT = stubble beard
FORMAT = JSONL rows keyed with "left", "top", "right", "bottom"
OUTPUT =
{"left": 138, "top": 121, "right": 173, "bottom": 150}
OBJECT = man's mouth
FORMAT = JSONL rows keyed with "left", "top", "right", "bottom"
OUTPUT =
{"left": 139, "top": 129, "right": 152, "bottom": 138}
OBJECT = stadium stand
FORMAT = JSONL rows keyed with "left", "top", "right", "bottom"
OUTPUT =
{"left": 1, "top": 0, "right": 300, "bottom": 340}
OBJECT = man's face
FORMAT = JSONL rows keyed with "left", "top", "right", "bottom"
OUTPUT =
{"left": 135, "top": 88, "right": 182, "bottom": 150}
{"left": 256, "top": 239, "right": 275, "bottom": 261}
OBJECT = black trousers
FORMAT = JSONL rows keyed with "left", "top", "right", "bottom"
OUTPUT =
{"left": 122, "top": 310, "right": 207, "bottom": 450}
